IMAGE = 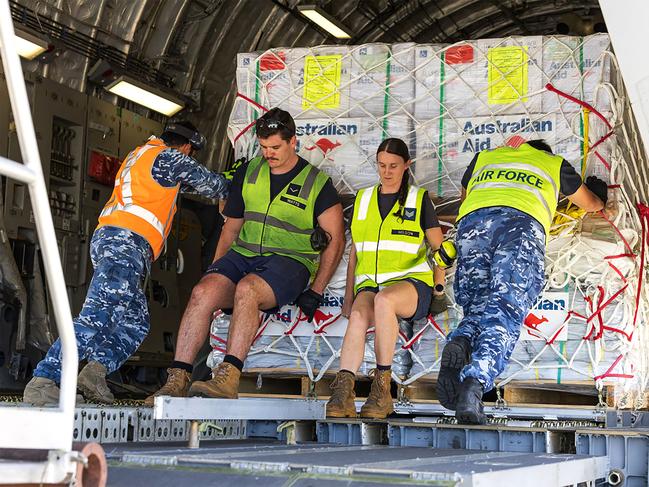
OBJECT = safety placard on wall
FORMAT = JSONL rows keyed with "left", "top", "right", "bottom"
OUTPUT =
{"left": 521, "top": 291, "right": 569, "bottom": 341}
{"left": 303, "top": 55, "right": 343, "bottom": 110}
{"left": 487, "top": 46, "right": 529, "bottom": 104}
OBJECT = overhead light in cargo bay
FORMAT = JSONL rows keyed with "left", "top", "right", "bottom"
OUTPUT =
{"left": 7, "top": 28, "right": 49, "bottom": 60}
{"left": 297, "top": 5, "right": 351, "bottom": 39}
{"left": 105, "top": 76, "right": 184, "bottom": 117}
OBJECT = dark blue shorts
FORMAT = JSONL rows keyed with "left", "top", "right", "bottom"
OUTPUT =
{"left": 357, "top": 278, "right": 432, "bottom": 321}
{"left": 206, "top": 249, "right": 310, "bottom": 311}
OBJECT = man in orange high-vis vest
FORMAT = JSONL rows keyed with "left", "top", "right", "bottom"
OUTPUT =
{"left": 23, "top": 121, "right": 231, "bottom": 407}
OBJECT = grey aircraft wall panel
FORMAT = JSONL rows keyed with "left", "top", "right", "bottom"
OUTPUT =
{"left": 31, "top": 78, "right": 88, "bottom": 315}
{"left": 4, "top": 72, "right": 37, "bottom": 240}
{"left": 33, "top": 77, "right": 87, "bottom": 220}
{"left": 83, "top": 96, "right": 121, "bottom": 221}
{"left": 0, "top": 71, "right": 10, "bottom": 159}
{"left": 79, "top": 96, "right": 121, "bottom": 314}
{"left": 118, "top": 109, "right": 163, "bottom": 160}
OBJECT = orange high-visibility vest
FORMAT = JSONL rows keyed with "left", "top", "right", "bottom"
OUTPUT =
{"left": 97, "top": 137, "right": 179, "bottom": 259}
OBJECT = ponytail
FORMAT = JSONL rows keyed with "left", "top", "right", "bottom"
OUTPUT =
{"left": 393, "top": 170, "right": 410, "bottom": 221}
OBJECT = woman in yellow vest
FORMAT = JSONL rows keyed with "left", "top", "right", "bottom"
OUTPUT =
{"left": 326, "top": 138, "right": 447, "bottom": 419}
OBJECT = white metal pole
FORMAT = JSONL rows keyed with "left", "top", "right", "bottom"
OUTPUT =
{"left": 0, "top": 0, "right": 77, "bottom": 446}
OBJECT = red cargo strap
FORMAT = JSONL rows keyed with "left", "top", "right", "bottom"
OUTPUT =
{"left": 633, "top": 203, "right": 649, "bottom": 327}
{"left": 233, "top": 93, "right": 269, "bottom": 145}
{"left": 545, "top": 83, "right": 612, "bottom": 129}
{"left": 593, "top": 354, "right": 634, "bottom": 381}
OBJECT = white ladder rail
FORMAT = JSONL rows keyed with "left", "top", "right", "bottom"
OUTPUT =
{"left": 0, "top": 0, "right": 78, "bottom": 476}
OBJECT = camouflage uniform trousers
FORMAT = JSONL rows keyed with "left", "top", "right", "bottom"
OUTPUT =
{"left": 34, "top": 226, "right": 152, "bottom": 383}
{"left": 447, "top": 207, "right": 546, "bottom": 392}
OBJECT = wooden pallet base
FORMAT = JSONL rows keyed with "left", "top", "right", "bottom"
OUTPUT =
{"left": 237, "top": 369, "right": 635, "bottom": 408}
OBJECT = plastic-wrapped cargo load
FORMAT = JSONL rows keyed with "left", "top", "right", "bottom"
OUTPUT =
{"left": 414, "top": 110, "right": 614, "bottom": 197}
{"left": 224, "top": 34, "right": 648, "bottom": 399}
{"left": 414, "top": 37, "right": 544, "bottom": 121}
{"left": 296, "top": 116, "right": 414, "bottom": 192}
{"left": 387, "top": 43, "right": 417, "bottom": 117}
{"left": 542, "top": 34, "right": 612, "bottom": 114}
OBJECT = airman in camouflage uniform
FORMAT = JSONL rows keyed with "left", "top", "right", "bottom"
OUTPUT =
{"left": 437, "top": 140, "right": 607, "bottom": 425}
{"left": 34, "top": 226, "right": 152, "bottom": 385}
{"left": 448, "top": 207, "right": 545, "bottom": 391}
{"left": 24, "top": 121, "right": 230, "bottom": 406}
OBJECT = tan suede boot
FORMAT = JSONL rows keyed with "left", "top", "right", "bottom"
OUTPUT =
{"left": 360, "top": 369, "right": 394, "bottom": 419}
{"left": 23, "top": 377, "right": 85, "bottom": 407}
{"left": 188, "top": 362, "right": 240, "bottom": 399}
{"left": 325, "top": 371, "right": 357, "bottom": 418}
{"left": 77, "top": 361, "right": 115, "bottom": 404}
{"left": 144, "top": 368, "right": 192, "bottom": 407}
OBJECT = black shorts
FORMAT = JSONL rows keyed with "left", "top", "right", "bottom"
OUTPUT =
{"left": 357, "top": 278, "right": 432, "bottom": 321}
{"left": 206, "top": 249, "right": 310, "bottom": 312}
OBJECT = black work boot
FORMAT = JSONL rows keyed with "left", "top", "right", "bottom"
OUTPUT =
{"left": 455, "top": 377, "right": 486, "bottom": 425}
{"left": 436, "top": 336, "right": 471, "bottom": 410}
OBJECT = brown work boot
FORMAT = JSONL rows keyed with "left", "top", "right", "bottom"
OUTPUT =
{"left": 325, "top": 370, "right": 357, "bottom": 418}
{"left": 77, "top": 361, "right": 115, "bottom": 404}
{"left": 360, "top": 369, "right": 394, "bottom": 419}
{"left": 188, "top": 362, "right": 240, "bottom": 399}
{"left": 144, "top": 368, "right": 192, "bottom": 407}
{"left": 23, "top": 377, "right": 85, "bottom": 407}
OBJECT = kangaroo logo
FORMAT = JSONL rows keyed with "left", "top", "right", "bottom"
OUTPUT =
{"left": 524, "top": 313, "right": 548, "bottom": 331}
{"left": 304, "top": 138, "right": 342, "bottom": 155}
{"left": 313, "top": 309, "right": 334, "bottom": 325}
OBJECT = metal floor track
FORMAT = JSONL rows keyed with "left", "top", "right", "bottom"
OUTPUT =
{"left": 106, "top": 439, "right": 606, "bottom": 486}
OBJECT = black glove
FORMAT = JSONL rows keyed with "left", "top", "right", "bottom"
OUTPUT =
{"left": 429, "top": 293, "right": 449, "bottom": 316}
{"left": 296, "top": 288, "right": 324, "bottom": 322}
{"left": 585, "top": 176, "right": 608, "bottom": 204}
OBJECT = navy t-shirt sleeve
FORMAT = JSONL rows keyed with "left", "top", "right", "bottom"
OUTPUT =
{"left": 222, "top": 162, "right": 249, "bottom": 218}
{"left": 559, "top": 159, "right": 583, "bottom": 196}
{"left": 420, "top": 191, "right": 440, "bottom": 230}
{"left": 461, "top": 153, "right": 480, "bottom": 188}
{"left": 314, "top": 177, "right": 341, "bottom": 218}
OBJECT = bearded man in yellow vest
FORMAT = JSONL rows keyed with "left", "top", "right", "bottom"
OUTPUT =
{"left": 146, "top": 108, "right": 345, "bottom": 404}
{"left": 437, "top": 139, "right": 608, "bottom": 425}
{"left": 24, "top": 122, "right": 230, "bottom": 406}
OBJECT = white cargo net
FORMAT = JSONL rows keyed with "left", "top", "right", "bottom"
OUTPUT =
{"left": 216, "top": 34, "right": 649, "bottom": 405}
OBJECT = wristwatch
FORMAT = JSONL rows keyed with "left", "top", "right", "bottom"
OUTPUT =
{"left": 434, "top": 283, "right": 445, "bottom": 294}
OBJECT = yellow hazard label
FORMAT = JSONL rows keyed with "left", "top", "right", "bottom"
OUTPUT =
{"left": 303, "top": 55, "right": 342, "bottom": 110}
{"left": 487, "top": 46, "right": 529, "bottom": 104}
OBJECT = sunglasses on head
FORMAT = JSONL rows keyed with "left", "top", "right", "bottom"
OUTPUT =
{"left": 256, "top": 117, "right": 288, "bottom": 131}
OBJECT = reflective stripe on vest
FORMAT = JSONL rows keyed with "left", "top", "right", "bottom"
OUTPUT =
{"left": 355, "top": 262, "right": 433, "bottom": 287}
{"left": 457, "top": 144, "right": 563, "bottom": 235}
{"left": 97, "top": 138, "right": 179, "bottom": 258}
{"left": 351, "top": 184, "right": 433, "bottom": 292}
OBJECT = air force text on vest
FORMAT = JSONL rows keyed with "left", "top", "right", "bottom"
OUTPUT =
{"left": 470, "top": 167, "right": 545, "bottom": 189}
